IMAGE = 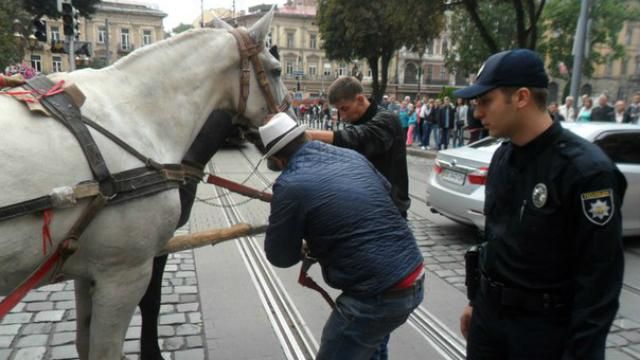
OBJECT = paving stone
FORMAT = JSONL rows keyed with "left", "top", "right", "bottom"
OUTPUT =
{"left": 168, "top": 278, "right": 184, "bottom": 286}
{"left": 163, "top": 336, "right": 185, "bottom": 350}
{"left": 176, "top": 271, "right": 196, "bottom": 278}
{"left": 1, "top": 313, "right": 32, "bottom": 324}
{"left": 161, "top": 294, "right": 181, "bottom": 304}
{"left": 177, "top": 303, "right": 199, "bottom": 312}
{"left": 434, "top": 269, "right": 457, "bottom": 278}
{"left": 123, "top": 339, "right": 140, "bottom": 354}
{"left": 158, "top": 325, "right": 175, "bottom": 337}
{"left": 51, "top": 332, "right": 75, "bottom": 346}
{"left": 50, "top": 344, "right": 78, "bottom": 359}
{"left": 620, "top": 331, "right": 640, "bottom": 343}
{"left": 185, "top": 335, "right": 203, "bottom": 348}
{"left": 160, "top": 304, "right": 175, "bottom": 314}
{"left": 180, "top": 294, "right": 198, "bottom": 303}
{"left": 605, "top": 348, "right": 636, "bottom": 360}
{"left": 13, "top": 347, "right": 46, "bottom": 360}
{"left": 159, "top": 313, "right": 186, "bottom": 325}
{"left": 174, "top": 286, "right": 198, "bottom": 294}
{"left": 174, "top": 348, "right": 205, "bottom": 360}
{"left": 34, "top": 310, "right": 65, "bottom": 322}
{"left": 26, "top": 302, "right": 54, "bottom": 312}
{"left": 38, "top": 284, "right": 66, "bottom": 292}
{"left": 55, "top": 321, "right": 76, "bottom": 332}
{"left": 22, "top": 292, "right": 50, "bottom": 302}
{"left": 176, "top": 324, "right": 201, "bottom": 336}
{"left": 126, "top": 326, "right": 141, "bottom": 340}
{"left": 0, "top": 350, "right": 11, "bottom": 359}
{"left": 17, "top": 334, "right": 48, "bottom": 347}
{"left": 0, "top": 335, "right": 15, "bottom": 347}
{"left": 614, "top": 319, "right": 640, "bottom": 330}
{"left": 0, "top": 324, "right": 21, "bottom": 335}
{"left": 608, "top": 333, "right": 630, "bottom": 347}
{"left": 184, "top": 278, "right": 198, "bottom": 286}
{"left": 129, "top": 315, "right": 142, "bottom": 326}
{"left": 55, "top": 301, "right": 75, "bottom": 310}
{"left": 22, "top": 323, "right": 53, "bottom": 335}
{"left": 188, "top": 312, "right": 202, "bottom": 324}
{"left": 180, "top": 264, "right": 195, "bottom": 271}
{"left": 49, "top": 291, "right": 74, "bottom": 301}
{"left": 10, "top": 302, "right": 26, "bottom": 312}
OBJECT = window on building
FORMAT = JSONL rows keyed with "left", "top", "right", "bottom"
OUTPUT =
{"left": 323, "top": 63, "right": 332, "bottom": 76}
{"left": 51, "top": 26, "right": 60, "bottom": 42}
{"left": 434, "top": 40, "right": 440, "bottom": 55}
{"left": 368, "top": 69, "right": 372, "bottom": 78}
{"left": 442, "top": 39, "right": 448, "bottom": 54}
{"left": 31, "top": 55, "right": 42, "bottom": 72}
{"left": 308, "top": 63, "right": 317, "bottom": 76}
{"left": 338, "top": 63, "right": 346, "bottom": 76}
{"left": 426, "top": 41, "right": 433, "bottom": 55}
{"left": 287, "top": 32, "right": 295, "bottom": 48}
{"left": 626, "top": 26, "right": 634, "bottom": 46}
{"left": 606, "top": 59, "right": 613, "bottom": 77}
{"left": 286, "top": 61, "right": 294, "bottom": 75}
{"left": 52, "top": 56, "right": 62, "bottom": 72}
{"left": 622, "top": 58, "right": 628, "bottom": 75}
{"left": 142, "top": 30, "right": 152, "bottom": 46}
{"left": 440, "top": 66, "right": 447, "bottom": 80}
{"left": 121, "top": 28, "right": 130, "bottom": 50}
{"left": 309, "top": 34, "right": 317, "bottom": 49}
{"left": 98, "top": 26, "right": 106, "bottom": 43}
{"left": 426, "top": 64, "right": 433, "bottom": 81}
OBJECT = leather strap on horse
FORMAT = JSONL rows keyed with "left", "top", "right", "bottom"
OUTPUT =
{"left": 23, "top": 76, "right": 115, "bottom": 195}
{"left": 206, "top": 175, "right": 273, "bottom": 202}
{"left": 228, "top": 28, "right": 288, "bottom": 117}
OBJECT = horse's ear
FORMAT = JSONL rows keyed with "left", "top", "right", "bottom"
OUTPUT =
{"left": 249, "top": 7, "right": 274, "bottom": 44}
{"left": 211, "top": 16, "right": 234, "bottom": 30}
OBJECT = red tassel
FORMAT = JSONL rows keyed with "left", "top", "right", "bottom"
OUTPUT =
{"left": 42, "top": 209, "right": 53, "bottom": 255}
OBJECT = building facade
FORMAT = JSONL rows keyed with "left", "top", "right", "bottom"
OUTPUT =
{"left": 225, "top": 1, "right": 464, "bottom": 101}
{"left": 20, "top": 1, "right": 165, "bottom": 74}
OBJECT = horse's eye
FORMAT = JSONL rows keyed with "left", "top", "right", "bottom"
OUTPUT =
{"left": 273, "top": 68, "right": 282, "bottom": 77}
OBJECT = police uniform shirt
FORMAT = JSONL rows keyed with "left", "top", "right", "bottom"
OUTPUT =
{"left": 481, "top": 120, "right": 627, "bottom": 357}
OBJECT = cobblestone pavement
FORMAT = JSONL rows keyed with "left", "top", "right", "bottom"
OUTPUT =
{"left": 0, "top": 226, "right": 207, "bottom": 360}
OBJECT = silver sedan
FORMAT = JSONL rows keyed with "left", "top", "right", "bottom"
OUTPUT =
{"left": 426, "top": 122, "right": 640, "bottom": 237}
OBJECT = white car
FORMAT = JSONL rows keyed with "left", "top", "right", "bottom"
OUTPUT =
{"left": 426, "top": 122, "right": 640, "bottom": 237}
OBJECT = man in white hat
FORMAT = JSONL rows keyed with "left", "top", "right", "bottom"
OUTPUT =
{"left": 259, "top": 113, "right": 424, "bottom": 360}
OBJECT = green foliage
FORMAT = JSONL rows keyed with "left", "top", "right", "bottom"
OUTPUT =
{"left": 317, "top": 0, "right": 445, "bottom": 101}
{"left": 438, "top": 86, "right": 456, "bottom": 100}
{"left": 172, "top": 23, "right": 193, "bottom": 35}
{"left": 445, "top": 1, "right": 519, "bottom": 77}
{"left": 0, "top": 0, "right": 29, "bottom": 72}
{"left": 538, "top": 0, "right": 637, "bottom": 80}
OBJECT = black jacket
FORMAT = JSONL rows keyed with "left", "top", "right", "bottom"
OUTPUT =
{"left": 437, "top": 105, "right": 456, "bottom": 129}
{"left": 482, "top": 121, "right": 626, "bottom": 359}
{"left": 467, "top": 105, "right": 483, "bottom": 129}
{"left": 591, "top": 105, "right": 615, "bottom": 122}
{"left": 333, "top": 101, "right": 411, "bottom": 214}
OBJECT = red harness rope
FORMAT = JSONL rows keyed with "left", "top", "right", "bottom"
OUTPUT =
{"left": 0, "top": 80, "right": 66, "bottom": 103}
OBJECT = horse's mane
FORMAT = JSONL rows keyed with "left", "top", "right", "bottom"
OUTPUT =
{"left": 110, "top": 28, "right": 223, "bottom": 70}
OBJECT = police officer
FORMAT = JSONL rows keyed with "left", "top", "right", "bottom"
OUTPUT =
{"left": 455, "top": 49, "right": 627, "bottom": 359}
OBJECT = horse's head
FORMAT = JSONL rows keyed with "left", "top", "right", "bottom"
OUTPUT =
{"left": 212, "top": 9, "right": 296, "bottom": 151}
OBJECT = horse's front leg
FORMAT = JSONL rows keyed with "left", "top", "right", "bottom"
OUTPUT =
{"left": 74, "top": 278, "right": 94, "bottom": 360}
{"left": 88, "top": 261, "right": 153, "bottom": 360}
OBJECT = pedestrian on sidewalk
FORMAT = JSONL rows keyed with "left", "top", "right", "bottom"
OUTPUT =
{"left": 260, "top": 113, "right": 424, "bottom": 360}
{"left": 455, "top": 48, "right": 626, "bottom": 360}
{"left": 406, "top": 104, "right": 417, "bottom": 146}
{"left": 306, "top": 76, "right": 411, "bottom": 218}
{"left": 437, "top": 97, "right": 455, "bottom": 150}
{"left": 454, "top": 98, "right": 468, "bottom": 147}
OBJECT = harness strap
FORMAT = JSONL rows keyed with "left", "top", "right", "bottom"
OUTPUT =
{"left": 23, "top": 76, "right": 114, "bottom": 195}
{"left": 298, "top": 256, "right": 335, "bottom": 309}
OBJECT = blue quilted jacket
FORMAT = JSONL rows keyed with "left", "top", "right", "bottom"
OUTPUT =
{"left": 264, "top": 141, "right": 423, "bottom": 297}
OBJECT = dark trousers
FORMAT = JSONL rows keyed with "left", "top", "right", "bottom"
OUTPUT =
{"left": 439, "top": 127, "right": 450, "bottom": 150}
{"left": 467, "top": 291, "right": 572, "bottom": 360}
{"left": 421, "top": 122, "right": 433, "bottom": 147}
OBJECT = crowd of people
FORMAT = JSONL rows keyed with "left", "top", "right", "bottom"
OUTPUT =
{"left": 549, "top": 92, "right": 640, "bottom": 124}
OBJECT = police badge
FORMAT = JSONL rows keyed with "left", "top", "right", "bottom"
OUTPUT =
{"left": 581, "top": 189, "right": 615, "bottom": 226}
{"left": 532, "top": 183, "right": 547, "bottom": 208}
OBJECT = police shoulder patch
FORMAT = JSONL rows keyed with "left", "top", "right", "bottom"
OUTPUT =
{"left": 581, "top": 189, "right": 615, "bottom": 226}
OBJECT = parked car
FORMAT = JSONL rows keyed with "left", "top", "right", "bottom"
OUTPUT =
{"left": 426, "top": 122, "right": 640, "bottom": 237}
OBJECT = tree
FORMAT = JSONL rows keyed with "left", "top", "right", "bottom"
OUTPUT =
{"left": 172, "top": 23, "right": 193, "bottom": 35}
{"left": 458, "top": 0, "right": 546, "bottom": 52}
{"left": 0, "top": 0, "right": 30, "bottom": 71}
{"left": 317, "top": 0, "right": 445, "bottom": 102}
{"left": 538, "top": 0, "right": 637, "bottom": 83}
{"left": 444, "top": 1, "right": 519, "bottom": 77}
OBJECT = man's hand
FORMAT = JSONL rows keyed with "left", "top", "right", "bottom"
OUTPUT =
{"left": 460, "top": 305, "right": 473, "bottom": 340}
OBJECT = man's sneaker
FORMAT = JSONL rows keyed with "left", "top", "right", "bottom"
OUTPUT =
{"left": 420, "top": 146, "right": 426, "bottom": 150}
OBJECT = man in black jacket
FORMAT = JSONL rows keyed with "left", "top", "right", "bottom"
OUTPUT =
{"left": 307, "top": 76, "right": 411, "bottom": 218}
{"left": 591, "top": 94, "right": 615, "bottom": 122}
{"left": 437, "top": 96, "right": 456, "bottom": 150}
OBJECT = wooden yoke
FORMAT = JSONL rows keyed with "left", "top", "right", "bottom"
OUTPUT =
{"left": 160, "top": 223, "right": 268, "bottom": 255}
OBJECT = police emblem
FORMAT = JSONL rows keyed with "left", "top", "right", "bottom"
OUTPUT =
{"left": 581, "top": 189, "right": 615, "bottom": 226}
{"left": 532, "top": 183, "right": 547, "bottom": 208}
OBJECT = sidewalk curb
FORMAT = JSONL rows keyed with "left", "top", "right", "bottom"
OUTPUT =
{"left": 406, "top": 147, "right": 437, "bottom": 159}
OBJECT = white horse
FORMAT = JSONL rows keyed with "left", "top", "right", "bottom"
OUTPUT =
{"left": 0, "top": 11, "right": 288, "bottom": 359}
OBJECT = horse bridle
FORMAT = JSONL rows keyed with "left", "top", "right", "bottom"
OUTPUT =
{"left": 228, "top": 28, "right": 290, "bottom": 121}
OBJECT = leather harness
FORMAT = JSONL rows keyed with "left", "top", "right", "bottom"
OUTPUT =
{"left": 0, "top": 26, "right": 289, "bottom": 317}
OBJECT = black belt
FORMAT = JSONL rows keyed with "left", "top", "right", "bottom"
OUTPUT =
{"left": 381, "top": 274, "right": 425, "bottom": 299}
{"left": 480, "top": 275, "right": 569, "bottom": 313}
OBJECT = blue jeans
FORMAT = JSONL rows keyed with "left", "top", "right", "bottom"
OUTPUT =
{"left": 316, "top": 277, "right": 424, "bottom": 360}
{"left": 453, "top": 126, "right": 464, "bottom": 147}
{"left": 422, "top": 122, "right": 434, "bottom": 147}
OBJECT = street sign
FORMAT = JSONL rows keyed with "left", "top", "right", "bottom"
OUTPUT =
{"left": 294, "top": 91, "right": 303, "bottom": 100}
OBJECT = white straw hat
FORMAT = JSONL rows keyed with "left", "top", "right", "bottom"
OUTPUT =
{"left": 259, "top": 113, "right": 307, "bottom": 158}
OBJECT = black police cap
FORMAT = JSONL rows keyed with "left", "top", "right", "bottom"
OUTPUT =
{"left": 453, "top": 49, "right": 549, "bottom": 99}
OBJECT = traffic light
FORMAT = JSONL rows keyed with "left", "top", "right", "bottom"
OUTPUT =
{"left": 61, "top": 1, "right": 76, "bottom": 37}
{"left": 32, "top": 17, "right": 47, "bottom": 42}
{"left": 74, "top": 10, "right": 80, "bottom": 39}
